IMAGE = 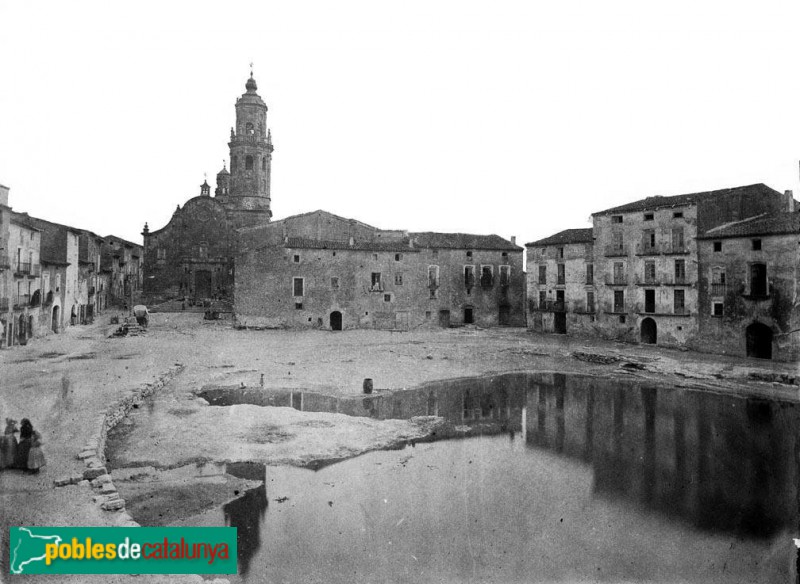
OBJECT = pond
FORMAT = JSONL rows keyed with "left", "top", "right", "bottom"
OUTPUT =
{"left": 115, "top": 373, "right": 800, "bottom": 582}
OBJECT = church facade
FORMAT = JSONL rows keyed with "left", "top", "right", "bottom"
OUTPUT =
{"left": 142, "top": 73, "right": 273, "bottom": 303}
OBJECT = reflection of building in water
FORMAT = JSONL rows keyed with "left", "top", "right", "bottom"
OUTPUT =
{"left": 526, "top": 374, "right": 799, "bottom": 537}
{"left": 223, "top": 462, "right": 268, "bottom": 577}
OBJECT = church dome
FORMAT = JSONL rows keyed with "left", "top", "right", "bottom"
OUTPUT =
{"left": 245, "top": 74, "right": 258, "bottom": 93}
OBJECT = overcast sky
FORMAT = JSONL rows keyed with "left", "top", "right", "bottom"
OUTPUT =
{"left": 2, "top": 1, "right": 800, "bottom": 245}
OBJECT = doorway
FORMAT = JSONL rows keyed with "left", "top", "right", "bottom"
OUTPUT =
{"left": 438, "top": 310, "right": 450, "bottom": 328}
{"left": 330, "top": 311, "right": 342, "bottom": 331}
{"left": 51, "top": 305, "right": 60, "bottom": 333}
{"left": 498, "top": 304, "right": 511, "bottom": 325}
{"left": 644, "top": 289, "right": 656, "bottom": 314}
{"left": 464, "top": 307, "right": 474, "bottom": 325}
{"left": 745, "top": 322, "right": 772, "bottom": 359}
{"left": 641, "top": 317, "right": 657, "bottom": 344}
{"left": 194, "top": 270, "right": 213, "bottom": 299}
{"left": 554, "top": 312, "right": 567, "bottom": 334}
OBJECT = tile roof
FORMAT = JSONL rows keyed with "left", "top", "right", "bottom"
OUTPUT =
{"left": 592, "top": 184, "right": 783, "bottom": 216}
{"left": 699, "top": 212, "right": 800, "bottom": 239}
{"left": 410, "top": 232, "right": 521, "bottom": 251}
{"left": 285, "top": 237, "right": 417, "bottom": 252}
{"left": 525, "top": 228, "right": 593, "bottom": 247}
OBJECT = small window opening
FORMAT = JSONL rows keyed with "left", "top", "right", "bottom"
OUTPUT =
{"left": 612, "top": 215, "right": 623, "bottom": 224}
{"left": 293, "top": 255, "right": 300, "bottom": 263}
{"left": 673, "top": 211, "right": 683, "bottom": 218}
{"left": 713, "top": 241, "right": 722, "bottom": 252}
{"left": 644, "top": 213, "right": 654, "bottom": 221}
{"left": 752, "top": 239, "right": 762, "bottom": 251}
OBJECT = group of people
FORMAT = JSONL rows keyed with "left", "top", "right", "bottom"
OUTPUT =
{"left": 0, "top": 418, "right": 45, "bottom": 473}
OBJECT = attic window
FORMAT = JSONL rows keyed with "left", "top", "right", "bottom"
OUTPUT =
{"left": 612, "top": 216, "right": 623, "bottom": 224}
{"left": 466, "top": 251, "right": 473, "bottom": 259}
{"left": 644, "top": 213, "right": 654, "bottom": 221}
{"left": 395, "top": 253, "right": 402, "bottom": 261}
{"left": 673, "top": 211, "right": 683, "bottom": 218}
{"left": 752, "top": 239, "right": 762, "bottom": 251}
{"left": 293, "top": 254, "right": 300, "bottom": 263}
{"left": 713, "top": 241, "right": 722, "bottom": 252}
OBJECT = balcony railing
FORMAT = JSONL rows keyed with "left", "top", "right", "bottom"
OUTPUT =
{"left": 663, "top": 242, "right": 689, "bottom": 255}
{"left": 635, "top": 274, "right": 661, "bottom": 286}
{"left": 537, "top": 300, "right": 566, "bottom": 312}
{"left": 664, "top": 276, "right": 689, "bottom": 286}
{"left": 13, "top": 294, "right": 30, "bottom": 309}
{"left": 710, "top": 283, "right": 726, "bottom": 296}
{"left": 635, "top": 242, "right": 662, "bottom": 256}
{"left": 0, "top": 298, "right": 9, "bottom": 312}
{"left": 604, "top": 274, "right": 628, "bottom": 286}
{"left": 15, "top": 261, "right": 31, "bottom": 275}
{"left": 604, "top": 244, "right": 627, "bottom": 257}
{"left": 556, "top": 276, "right": 565, "bottom": 286}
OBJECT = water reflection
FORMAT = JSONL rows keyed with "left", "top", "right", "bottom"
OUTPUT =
{"left": 200, "top": 373, "right": 799, "bottom": 539}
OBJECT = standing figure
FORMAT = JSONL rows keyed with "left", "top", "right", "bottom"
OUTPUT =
{"left": 0, "top": 418, "right": 18, "bottom": 469}
{"left": 27, "top": 429, "right": 45, "bottom": 474}
{"left": 132, "top": 304, "right": 149, "bottom": 328}
{"left": 15, "top": 418, "right": 33, "bottom": 470}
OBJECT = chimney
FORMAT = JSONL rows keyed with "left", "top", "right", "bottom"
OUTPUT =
{"left": 0, "top": 184, "right": 8, "bottom": 207}
{"left": 785, "top": 190, "right": 795, "bottom": 212}
{"left": 510, "top": 236, "right": 516, "bottom": 245}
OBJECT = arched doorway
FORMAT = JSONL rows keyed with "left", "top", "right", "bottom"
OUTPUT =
{"left": 330, "top": 311, "right": 342, "bottom": 331}
{"left": 746, "top": 322, "right": 773, "bottom": 359}
{"left": 641, "top": 317, "right": 657, "bottom": 344}
{"left": 51, "top": 305, "right": 60, "bottom": 333}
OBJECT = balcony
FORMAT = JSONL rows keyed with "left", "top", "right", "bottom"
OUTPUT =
{"left": 0, "top": 298, "right": 9, "bottom": 312}
{"left": 663, "top": 276, "right": 691, "bottom": 286}
{"left": 0, "top": 253, "right": 9, "bottom": 269}
{"left": 604, "top": 244, "right": 627, "bottom": 257}
{"left": 663, "top": 242, "right": 689, "bottom": 255}
{"left": 89, "top": 287, "right": 96, "bottom": 296}
{"left": 44, "top": 291, "right": 53, "bottom": 306}
{"left": 710, "top": 283, "right": 726, "bottom": 296}
{"left": 556, "top": 276, "right": 566, "bottom": 286}
{"left": 537, "top": 300, "right": 566, "bottom": 312}
{"left": 635, "top": 242, "right": 662, "bottom": 256}
{"left": 604, "top": 274, "right": 628, "bottom": 286}
{"left": 14, "top": 261, "right": 31, "bottom": 276}
{"left": 13, "top": 294, "right": 30, "bottom": 309}
{"left": 635, "top": 274, "right": 661, "bottom": 287}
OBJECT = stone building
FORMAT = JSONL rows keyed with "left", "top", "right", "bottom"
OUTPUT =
{"left": 101, "top": 236, "right": 142, "bottom": 308}
{"left": 590, "top": 184, "right": 790, "bottom": 348}
{"left": 236, "top": 210, "right": 524, "bottom": 330}
{"left": 0, "top": 184, "right": 11, "bottom": 346}
{"left": 526, "top": 228, "right": 595, "bottom": 335}
{"left": 695, "top": 211, "right": 800, "bottom": 361}
{"left": 29, "top": 216, "right": 81, "bottom": 329}
{"left": 78, "top": 231, "right": 106, "bottom": 322}
{"left": 143, "top": 72, "right": 273, "bottom": 303}
{"left": 7, "top": 212, "right": 42, "bottom": 346}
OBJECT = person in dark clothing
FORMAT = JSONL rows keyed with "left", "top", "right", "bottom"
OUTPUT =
{"left": 15, "top": 418, "right": 33, "bottom": 469}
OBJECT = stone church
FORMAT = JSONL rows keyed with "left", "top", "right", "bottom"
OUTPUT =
{"left": 142, "top": 73, "right": 274, "bottom": 302}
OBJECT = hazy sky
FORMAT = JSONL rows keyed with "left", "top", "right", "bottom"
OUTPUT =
{"left": 2, "top": 1, "right": 800, "bottom": 245}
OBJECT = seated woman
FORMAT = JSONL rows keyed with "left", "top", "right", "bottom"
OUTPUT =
{"left": 15, "top": 419, "right": 33, "bottom": 470}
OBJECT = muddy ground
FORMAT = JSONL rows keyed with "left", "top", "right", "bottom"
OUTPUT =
{"left": 0, "top": 311, "right": 797, "bottom": 583}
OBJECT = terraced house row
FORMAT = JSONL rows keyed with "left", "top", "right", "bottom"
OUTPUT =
{"left": 0, "top": 183, "right": 143, "bottom": 348}
{"left": 527, "top": 184, "right": 800, "bottom": 361}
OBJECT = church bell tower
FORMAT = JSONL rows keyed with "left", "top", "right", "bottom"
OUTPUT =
{"left": 226, "top": 71, "right": 273, "bottom": 225}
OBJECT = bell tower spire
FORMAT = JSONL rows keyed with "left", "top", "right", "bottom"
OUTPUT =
{"left": 227, "top": 68, "right": 273, "bottom": 225}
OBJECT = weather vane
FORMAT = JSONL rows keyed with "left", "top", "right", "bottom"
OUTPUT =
{"left": 250, "top": 61, "right": 254, "bottom": 77}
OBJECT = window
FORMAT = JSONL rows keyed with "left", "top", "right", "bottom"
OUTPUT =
{"left": 752, "top": 239, "right": 762, "bottom": 251}
{"left": 56, "top": 274, "right": 61, "bottom": 292}
{"left": 674, "top": 259, "right": 686, "bottom": 283}
{"left": 464, "top": 266, "right": 475, "bottom": 288}
{"left": 619, "top": 315, "right": 626, "bottom": 324}
{"left": 373, "top": 254, "right": 378, "bottom": 261}
{"left": 586, "top": 264, "right": 594, "bottom": 285}
{"left": 558, "top": 247, "right": 564, "bottom": 259}
{"left": 395, "top": 253, "right": 403, "bottom": 261}
{"left": 538, "top": 265, "right": 547, "bottom": 285}
{"left": 644, "top": 213, "right": 654, "bottom": 221}
{"left": 713, "top": 241, "right": 722, "bottom": 252}
{"left": 587, "top": 291, "right": 595, "bottom": 313}
{"left": 671, "top": 227, "right": 685, "bottom": 251}
{"left": 501, "top": 252, "right": 508, "bottom": 259}
{"left": 430, "top": 289, "right": 437, "bottom": 299}
{"left": 331, "top": 277, "right": 339, "bottom": 289}
{"left": 613, "top": 290, "right": 624, "bottom": 312}
{"left": 293, "top": 254, "right": 300, "bottom": 263}
{"left": 480, "top": 265, "right": 493, "bottom": 288}
{"left": 611, "top": 231, "right": 624, "bottom": 253}
{"left": 674, "top": 289, "right": 685, "bottom": 313}
{"left": 262, "top": 157, "right": 267, "bottom": 171}
{"left": 232, "top": 155, "right": 238, "bottom": 169}
{"left": 428, "top": 265, "right": 440, "bottom": 288}
{"left": 613, "top": 262, "right": 625, "bottom": 285}
{"left": 466, "top": 251, "right": 473, "bottom": 259}
{"left": 245, "top": 156, "right": 254, "bottom": 170}
{"left": 612, "top": 215, "right": 623, "bottom": 224}
{"left": 425, "top": 311, "right": 431, "bottom": 320}
{"left": 642, "top": 229, "right": 656, "bottom": 251}
{"left": 644, "top": 261, "right": 656, "bottom": 283}
{"left": 713, "top": 302, "right": 724, "bottom": 316}
{"left": 295, "top": 302, "right": 303, "bottom": 310}
{"left": 293, "top": 277, "right": 304, "bottom": 297}
{"left": 371, "top": 272, "right": 382, "bottom": 291}
{"left": 711, "top": 267, "right": 726, "bottom": 296}
{"left": 750, "top": 263, "right": 767, "bottom": 296}
{"left": 556, "top": 263, "right": 565, "bottom": 285}
{"left": 432, "top": 249, "right": 438, "bottom": 258}
{"left": 499, "top": 265, "right": 510, "bottom": 286}
{"left": 673, "top": 211, "right": 683, "bottom": 219}
{"left": 246, "top": 122, "right": 254, "bottom": 135}
{"left": 395, "top": 273, "right": 403, "bottom": 285}
{"left": 384, "top": 294, "right": 392, "bottom": 302}
{"left": 538, "top": 290, "right": 546, "bottom": 308}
